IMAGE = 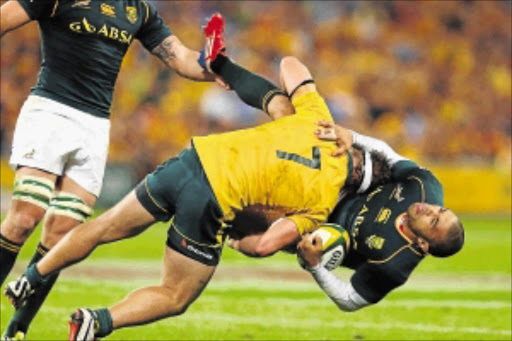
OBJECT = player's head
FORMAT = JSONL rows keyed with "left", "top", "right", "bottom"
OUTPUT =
{"left": 345, "top": 146, "right": 392, "bottom": 194}
{"left": 406, "top": 203, "right": 465, "bottom": 257}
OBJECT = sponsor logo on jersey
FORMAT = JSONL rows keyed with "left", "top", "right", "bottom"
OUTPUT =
{"left": 354, "top": 204, "right": 368, "bottom": 227}
{"left": 376, "top": 208, "right": 392, "bottom": 224}
{"left": 126, "top": 7, "right": 137, "bottom": 24}
{"left": 365, "top": 235, "right": 385, "bottom": 250}
{"left": 351, "top": 227, "right": 359, "bottom": 250}
{"left": 72, "top": 0, "right": 91, "bottom": 9}
{"left": 100, "top": 3, "right": 116, "bottom": 18}
{"left": 181, "top": 238, "right": 213, "bottom": 260}
{"left": 69, "top": 17, "right": 134, "bottom": 44}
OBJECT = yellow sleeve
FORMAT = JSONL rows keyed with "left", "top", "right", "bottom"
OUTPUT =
{"left": 291, "top": 92, "right": 333, "bottom": 121}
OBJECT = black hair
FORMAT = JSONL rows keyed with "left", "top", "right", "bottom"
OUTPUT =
{"left": 368, "top": 150, "right": 392, "bottom": 190}
{"left": 343, "top": 146, "right": 392, "bottom": 195}
{"left": 429, "top": 219, "right": 465, "bottom": 257}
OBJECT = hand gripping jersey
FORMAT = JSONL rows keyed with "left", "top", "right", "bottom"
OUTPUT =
{"left": 193, "top": 92, "right": 352, "bottom": 235}
{"left": 329, "top": 160, "right": 443, "bottom": 303}
{"left": 18, "top": 0, "right": 172, "bottom": 118}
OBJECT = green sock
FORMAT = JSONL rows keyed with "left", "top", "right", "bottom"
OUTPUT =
{"left": 5, "top": 243, "right": 59, "bottom": 337}
{"left": 0, "top": 234, "right": 22, "bottom": 286}
{"left": 94, "top": 308, "right": 114, "bottom": 337}
{"left": 210, "top": 55, "right": 286, "bottom": 114}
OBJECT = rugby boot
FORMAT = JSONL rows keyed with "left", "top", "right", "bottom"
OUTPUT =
{"left": 1, "top": 331, "right": 25, "bottom": 341}
{"left": 68, "top": 309, "right": 98, "bottom": 341}
{"left": 198, "top": 12, "right": 226, "bottom": 72}
{"left": 4, "top": 275, "right": 33, "bottom": 309}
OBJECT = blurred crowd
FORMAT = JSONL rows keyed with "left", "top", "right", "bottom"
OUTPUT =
{"left": 1, "top": 0, "right": 510, "bottom": 180}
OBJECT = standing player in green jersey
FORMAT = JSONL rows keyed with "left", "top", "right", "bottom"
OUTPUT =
{"left": 296, "top": 122, "right": 465, "bottom": 311}
{"left": 0, "top": 2, "right": 226, "bottom": 339}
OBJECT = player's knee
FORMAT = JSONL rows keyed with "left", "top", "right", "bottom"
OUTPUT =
{"left": 280, "top": 56, "right": 300, "bottom": 70}
{"left": 42, "top": 215, "right": 80, "bottom": 248}
{"left": 13, "top": 211, "right": 41, "bottom": 230}
{"left": 172, "top": 301, "right": 190, "bottom": 316}
{"left": 3, "top": 210, "right": 42, "bottom": 241}
{"left": 161, "top": 289, "right": 192, "bottom": 317}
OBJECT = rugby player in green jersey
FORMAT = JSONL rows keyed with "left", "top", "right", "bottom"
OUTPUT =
{"left": 194, "top": 21, "right": 464, "bottom": 311}
{"left": 296, "top": 121, "right": 465, "bottom": 311}
{"left": 0, "top": 1, "right": 227, "bottom": 339}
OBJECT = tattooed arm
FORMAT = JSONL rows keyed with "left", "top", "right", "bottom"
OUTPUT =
{"left": 152, "top": 35, "right": 215, "bottom": 82}
{"left": 1, "top": 0, "right": 31, "bottom": 38}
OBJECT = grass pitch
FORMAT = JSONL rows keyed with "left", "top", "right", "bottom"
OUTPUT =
{"left": 1, "top": 215, "right": 510, "bottom": 340}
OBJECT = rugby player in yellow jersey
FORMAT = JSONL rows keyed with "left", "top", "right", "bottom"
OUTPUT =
{"left": 4, "top": 50, "right": 392, "bottom": 339}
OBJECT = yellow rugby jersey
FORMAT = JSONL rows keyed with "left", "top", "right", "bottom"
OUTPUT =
{"left": 193, "top": 92, "right": 352, "bottom": 234}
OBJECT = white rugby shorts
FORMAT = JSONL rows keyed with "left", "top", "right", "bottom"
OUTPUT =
{"left": 10, "top": 96, "right": 110, "bottom": 197}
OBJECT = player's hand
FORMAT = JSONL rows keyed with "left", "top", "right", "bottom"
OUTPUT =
{"left": 315, "top": 120, "right": 353, "bottom": 156}
{"left": 215, "top": 76, "right": 231, "bottom": 90}
{"left": 297, "top": 234, "right": 323, "bottom": 268}
{"left": 228, "top": 237, "right": 240, "bottom": 250}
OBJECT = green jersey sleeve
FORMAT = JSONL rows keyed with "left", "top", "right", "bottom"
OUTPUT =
{"left": 350, "top": 246, "right": 423, "bottom": 303}
{"left": 392, "top": 161, "right": 444, "bottom": 205}
{"left": 391, "top": 160, "right": 419, "bottom": 180}
{"left": 18, "top": 0, "right": 57, "bottom": 20}
{"left": 136, "top": 1, "right": 173, "bottom": 52}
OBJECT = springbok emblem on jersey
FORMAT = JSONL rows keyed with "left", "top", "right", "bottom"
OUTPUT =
{"left": 101, "top": 3, "right": 116, "bottom": 17}
{"left": 393, "top": 184, "right": 405, "bottom": 202}
{"left": 126, "top": 7, "right": 137, "bottom": 24}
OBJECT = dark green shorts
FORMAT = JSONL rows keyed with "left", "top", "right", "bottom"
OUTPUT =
{"left": 135, "top": 147, "right": 226, "bottom": 266}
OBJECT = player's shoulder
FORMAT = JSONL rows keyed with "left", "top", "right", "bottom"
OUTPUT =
{"left": 367, "top": 241, "right": 424, "bottom": 283}
{"left": 393, "top": 161, "right": 442, "bottom": 198}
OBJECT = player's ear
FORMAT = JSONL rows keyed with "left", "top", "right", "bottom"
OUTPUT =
{"left": 416, "top": 237, "right": 430, "bottom": 255}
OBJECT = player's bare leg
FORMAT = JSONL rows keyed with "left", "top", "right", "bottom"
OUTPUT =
{"left": 41, "top": 175, "right": 97, "bottom": 248}
{"left": 0, "top": 167, "right": 57, "bottom": 285}
{"left": 1, "top": 168, "right": 57, "bottom": 243}
{"left": 112, "top": 246, "right": 215, "bottom": 328}
{"left": 67, "top": 247, "right": 216, "bottom": 340}
{"left": 4, "top": 175, "right": 96, "bottom": 338}
{"left": 266, "top": 94, "right": 295, "bottom": 120}
{"left": 36, "top": 190, "right": 155, "bottom": 276}
{"left": 5, "top": 190, "right": 158, "bottom": 340}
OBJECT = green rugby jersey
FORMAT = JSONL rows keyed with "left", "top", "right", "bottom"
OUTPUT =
{"left": 18, "top": 0, "right": 172, "bottom": 118}
{"left": 329, "top": 160, "right": 443, "bottom": 303}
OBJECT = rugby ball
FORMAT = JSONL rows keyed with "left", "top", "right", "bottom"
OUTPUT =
{"left": 297, "top": 223, "right": 350, "bottom": 271}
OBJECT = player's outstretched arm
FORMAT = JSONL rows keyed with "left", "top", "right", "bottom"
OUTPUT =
{"left": 228, "top": 218, "right": 300, "bottom": 257}
{"left": 297, "top": 236, "right": 370, "bottom": 312}
{"left": 152, "top": 35, "right": 225, "bottom": 85}
{"left": 0, "top": 0, "right": 31, "bottom": 38}
{"left": 316, "top": 120, "right": 408, "bottom": 164}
